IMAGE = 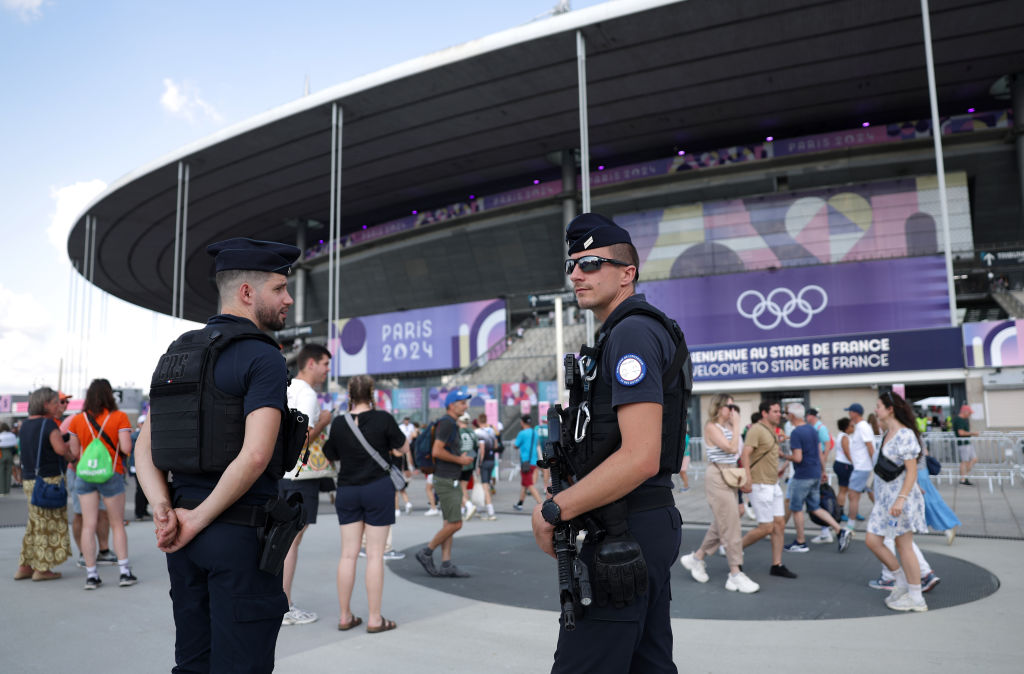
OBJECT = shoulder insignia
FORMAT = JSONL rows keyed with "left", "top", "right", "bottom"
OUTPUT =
{"left": 615, "top": 353, "right": 647, "bottom": 386}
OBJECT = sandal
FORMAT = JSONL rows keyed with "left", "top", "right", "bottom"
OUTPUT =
{"left": 32, "top": 570, "right": 62, "bottom": 581}
{"left": 14, "top": 565, "right": 33, "bottom": 580}
{"left": 337, "top": 616, "right": 363, "bottom": 631}
{"left": 366, "top": 617, "right": 397, "bottom": 633}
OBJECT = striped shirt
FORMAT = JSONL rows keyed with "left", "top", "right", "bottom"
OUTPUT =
{"left": 705, "top": 424, "right": 738, "bottom": 464}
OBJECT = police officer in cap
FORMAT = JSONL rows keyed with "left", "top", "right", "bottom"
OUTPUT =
{"left": 532, "top": 213, "right": 690, "bottom": 673}
{"left": 134, "top": 237, "right": 300, "bottom": 673}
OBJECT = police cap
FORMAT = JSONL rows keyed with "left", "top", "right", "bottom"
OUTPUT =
{"left": 206, "top": 237, "right": 301, "bottom": 275}
{"left": 565, "top": 212, "right": 633, "bottom": 255}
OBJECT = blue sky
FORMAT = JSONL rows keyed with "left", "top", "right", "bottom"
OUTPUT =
{"left": 0, "top": 0, "right": 605, "bottom": 394}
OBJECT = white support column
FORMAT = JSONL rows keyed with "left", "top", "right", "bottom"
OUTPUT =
{"left": 178, "top": 163, "right": 190, "bottom": 319}
{"left": 576, "top": 30, "right": 595, "bottom": 346}
{"left": 920, "top": 0, "right": 957, "bottom": 326}
{"left": 328, "top": 104, "right": 338, "bottom": 351}
{"left": 172, "top": 162, "right": 183, "bottom": 318}
{"left": 294, "top": 221, "right": 307, "bottom": 325}
{"left": 1013, "top": 73, "right": 1024, "bottom": 230}
{"left": 334, "top": 106, "right": 344, "bottom": 327}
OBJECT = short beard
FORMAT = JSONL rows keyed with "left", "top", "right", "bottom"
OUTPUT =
{"left": 255, "top": 301, "right": 285, "bottom": 331}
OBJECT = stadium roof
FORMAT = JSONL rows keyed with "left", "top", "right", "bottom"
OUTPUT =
{"left": 68, "top": 0, "right": 1024, "bottom": 323}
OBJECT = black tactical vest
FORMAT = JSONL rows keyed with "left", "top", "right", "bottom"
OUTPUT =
{"left": 149, "top": 320, "right": 291, "bottom": 478}
{"left": 570, "top": 298, "right": 692, "bottom": 479}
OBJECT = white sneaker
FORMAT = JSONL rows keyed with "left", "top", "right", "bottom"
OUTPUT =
{"left": 885, "top": 593, "right": 927, "bottom": 612}
{"left": 425, "top": 508, "right": 440, "bottom": 516}
{"left": 717, "top": 545, "right": 726, "bottom": 556}
{"left": 404, "top": 501, "right": 413, "bottom": 514}
{"left": 463, "top": 502, "right": 477, "bottom": 521}
{"left": 887, "top": 584, "right": 909, "bottom": 602}
{"left": 395, "top": 509, "right": 401, "bottom": 518}
{"left": 811, "top": 530, "right": 834, "bottom": 544}
{"left": 680, "top": 553, "right": 709, "bottom": 583}
{"left": 282, "top": 606, "right": 318, "bottom": 625}
{"left": 744, "top": 505, "right": 757, "bottom": 521}
{"left": 725, "top": 572, "right": 759, "bottom": 594}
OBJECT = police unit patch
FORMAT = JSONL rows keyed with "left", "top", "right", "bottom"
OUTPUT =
{"left": 615, "top": 354, "right": 646, "bottom": 386}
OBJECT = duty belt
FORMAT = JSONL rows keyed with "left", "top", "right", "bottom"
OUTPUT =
{"left": 625, "top": 486, "right": 674, "bottom": 513}
{"left": 174, "top": 495, "right": 269, "bottom": 527}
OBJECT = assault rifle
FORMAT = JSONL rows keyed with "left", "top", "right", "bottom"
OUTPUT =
{"left": 538, "top": 405, "right": 593, "bottom": 630}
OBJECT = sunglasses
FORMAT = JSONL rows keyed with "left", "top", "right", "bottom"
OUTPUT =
{"left": 564, "top": 255, "right": 632, "bottom": 275}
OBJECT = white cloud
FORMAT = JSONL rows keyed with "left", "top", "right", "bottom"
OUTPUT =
{"left": 160, "top": 78, "right": 223, "bottom": 122}
{"left": 2, "top": 0, "right": 44, "bottom": 21}
{"left": 0, "top": 282, "right": 62, "bottom": 392}
{"left": 46, "top": 179, "right": 107, "bottom": 256}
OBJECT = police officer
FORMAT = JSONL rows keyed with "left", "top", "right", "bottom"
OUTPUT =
{"left": 532, "top": 213, "right": 690, "bottom": 674}
{"left": 134, "top": 237, "right": 300, "bottom": 673}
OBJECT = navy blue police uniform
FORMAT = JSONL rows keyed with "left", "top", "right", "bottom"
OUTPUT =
{"left": 551, "top": 214, "right": 688, "bottom": 674}
{"left": 152, "top": 238, "right": 298, "bottom": 674}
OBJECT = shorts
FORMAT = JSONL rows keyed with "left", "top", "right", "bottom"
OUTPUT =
{"left": 433, "top": 475, "right": 463, "bottom": 523}
{"left": 335, "top": 475, "right": 395, "bottom": 527}
{"left": 957, "top": 444, "right": 976, "bottom": 462}
{"left": 833, "top": 461, "right": 853, "bottom": 487}
{"left": 479, "top": 461, "right": 495, "bottom": 482}
{"left": 786, "top": 477, "right": 820, "bottom": 512}
{"left": 520, "top": 465, "right": 535, "bottom": 487}
{"left": 750, "top": 483, "right": 784, "bottom": 523}
{"left": 279, "top": 478, "right": 321, "bottom": 525}
{"left": 67, "top": 468, "right": 106, "bottom": 515}
{"left": 849, "top": 470, "right": 871, "bottom": 493}
{"left": 74, "top": 472, "right": 125, "bottom": 498}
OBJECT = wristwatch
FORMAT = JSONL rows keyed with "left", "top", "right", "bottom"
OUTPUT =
{"left": 541, "top": 498, "right": 562, "bottom": 525}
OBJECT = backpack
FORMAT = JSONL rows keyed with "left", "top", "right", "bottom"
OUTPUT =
{"left": 77, "top": 413, "right": 117, "bottom": 484}
{"left": 809, "top": 483, "right": 840, "bottom": 527}
{"left": 413, "top": 420, "right": 440, "bottom": 474}
{"left": 480, "top": 429, "right": 498, "bottom": 462}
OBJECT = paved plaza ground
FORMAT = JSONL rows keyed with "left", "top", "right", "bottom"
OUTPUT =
{"left": 2, "top": 475, "right": 1022, "bottom": 672}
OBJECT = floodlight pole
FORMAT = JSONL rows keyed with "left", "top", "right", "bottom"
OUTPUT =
{"left": 920, "top": 0, "right": 957, "bottom": 327}
{"left": 328, "top": 103, "right": 338, "bottom": 370}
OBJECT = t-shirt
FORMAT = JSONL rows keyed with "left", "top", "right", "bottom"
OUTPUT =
{"left": 325, "top": 410, "right": 405, "bottom": 487}
{"left": 834, "top": 432, "right": 852, "bottom": 464}
{"left": 813, "top": 420, "right": 831, "bottom": 454}
{"left": 952, "top": 416, "right": 971, "bottom": 445}
{"left": 431, "top": 415, "right": 463, "bottom": 479}
{"left": 169, "top": 314, "right": 288, "bottom": 501}
{"left": 0, "top": 430, "right": 17, "bottom": 449}
{"left": 849, "top": 419, "right": 876, "bottom": 471}
{"left": 744, "top": 421, "right": 779, "bottom": 485}
{"left": 458, "top": 427, "right": 478, "bottom": 474}
{"left": 19, "top": 417, "right": 64, "bottom": 480}
{"left": 284, "top": 378, "right": 333, "bottom": 481}
{"left": 476, "top": 427, "right": 498, "bottom": 463}
{"left": 515, "top": 427, "right": 538, "bottom": 465}
{"left": 399, "top": 422, "right": 415, "bottom": 439}
{"left": 68, "top": 409, "right": 131, "bottom": 475}
{"left": 790, "top": 424, "right": 822, "bottom": 480}
{"left": 598, "top": 294, "right": 681, "bottom": 490}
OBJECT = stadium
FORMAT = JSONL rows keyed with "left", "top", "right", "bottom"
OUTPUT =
{"left": 63, "top": 0, "right": 1024, "bottom": 431}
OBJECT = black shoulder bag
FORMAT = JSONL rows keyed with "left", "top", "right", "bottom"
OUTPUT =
{"left": 343, "top": 413, "right": 407, "bottom": 491}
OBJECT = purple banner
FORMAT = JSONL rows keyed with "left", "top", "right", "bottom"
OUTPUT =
{"left": 331, "top": 299, "right": 506, "bottom": 376}
{"left": 691, "top": 327, "right": 963, "bottom": 382}
{"left": 641, "top": 256, "right": 950, "bottom": 346}
{"left": 963, "top": 320, "right": 1024, "bottom": 368}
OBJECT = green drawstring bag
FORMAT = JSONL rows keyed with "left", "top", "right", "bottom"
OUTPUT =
{"left": 77, "top": 414, "right": 116, "bottom": 483}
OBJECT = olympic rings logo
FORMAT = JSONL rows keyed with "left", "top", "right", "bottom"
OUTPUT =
{"left": 736, "top": 285, "right": 828, "bottom": 330}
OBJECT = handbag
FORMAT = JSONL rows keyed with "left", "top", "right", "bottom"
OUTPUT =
{"left": 343, "top": 413, "right": 407, "bottom": 491}
{"left": 77, "top": 413, "right": 117, "bottom": 484}
{"left": 925, "top": 454, "right": 942, "bottom": 476}
{"left": 715, "top": 463, "right": 748, "bottom": 488}
{"left": 873, "top": 452, "right": 905, "bottom": 482}
{"left": 30, "top": 419, "right": 68, "bottom": 509}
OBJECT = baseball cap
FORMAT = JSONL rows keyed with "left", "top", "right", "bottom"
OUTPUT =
{"left": 521, "top": 414, "right": 533, "bottom": 424}
{"left": 806, "top": 407, "right": 820, "bottom": 417}
{"left": 58, "top": 391, "right": 71, "bottom": 402}
{"left": 843, "top": 403, "right": 864, "bottom": 415}
{"left": 444, "top": 388, "right": 472, "bottom": 408}
{"left": 960, "top": 404, "right": 973, "bottom": 414}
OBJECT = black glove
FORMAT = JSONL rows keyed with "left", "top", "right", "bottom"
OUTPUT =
{"left": 593, "top": 531, "right": 648, "bottom": 608}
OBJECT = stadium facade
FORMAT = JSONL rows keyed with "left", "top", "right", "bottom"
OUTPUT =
{"left": 60, "top": 0, "right": 1024, "bottom": 432}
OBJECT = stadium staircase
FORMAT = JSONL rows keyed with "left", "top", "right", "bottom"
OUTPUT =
{"left": 448, "top": 323, "right": 589, "bottom": 386}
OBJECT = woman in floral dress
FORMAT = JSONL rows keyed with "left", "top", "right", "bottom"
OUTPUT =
{"left": 864, "top": 391, "right": 928, "bottom": 612}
